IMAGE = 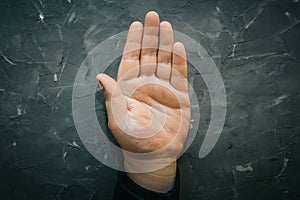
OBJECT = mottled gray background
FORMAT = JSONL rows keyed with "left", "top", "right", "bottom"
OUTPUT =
{"left": 0, "top": 0, "right": 300, "bottom": 199}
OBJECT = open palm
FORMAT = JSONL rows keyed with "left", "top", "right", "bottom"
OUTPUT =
{"left": 97, "top": 11, "right": 190, "bottom": 157}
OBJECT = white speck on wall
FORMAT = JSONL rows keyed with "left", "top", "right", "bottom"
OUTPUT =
{"left": 244, "top": 7, "right": 264, "bottom": 30}
{"left": 53, "top": 73, "right": 58, "bottom": 82}
{"left": 235, "top": 163, "right": 253, "bottom": 172}
{"left": 67, "top": 0, "right": 72, "bottom": 3}
{"left": 68, "top": 11, "right": 76, "bottom": 24}
{"left": 39, "top": 13, "right": 44, "bottom": 21}
{"left": 17, "top": 106, "right": 22, "bottom": 116}
{"left": 269, "top": 95, "right": 287, "bottom": 108}
{"left": 63, "top": 151, "right": 68, "bottom": 158}
{"left": 13, "top": 140, "right": 17, "bottom": 146}
{"left": 35, "top": 76, "right": 40, "bottom": 84}
{"left": 0, "top": 51, "right": 16, "bottom": 65}
{"left": 285, "top": 12, "right": 290, "bottom": 17}
{"left": 275, "top": 95, "right": 287, "bottom": 104}
{"left": 216, "top": 6, "right": 220, "bottom": 13}
{"left": 116, "top": 40, "right": 121, "bottom": 49}
{"left": 85, "top": 165, "right": 90, "bottom": 171}
{"left": 72, "top": 141, "right": 80, "bottom": 148}
{"left": 229, "top": 44, "right": 237, "bottom": 58}
{"left": 190, "top": 122, "right": 193, "bottom": 129}
{"left": 56, "top": 88, "right": 64, "bottom": 98}
{"left": 275, "top": 157, "right": 289, "bottom": 178}
{"left": 283, "top": 157, "right": 289, "bottom": 167}
{"left": 38, "top": 0, "right": 45, "bottom": 8}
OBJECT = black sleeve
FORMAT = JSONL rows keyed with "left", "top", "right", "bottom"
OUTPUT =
{"left": 112, "top": 170, "right": 180, "bottom": 200}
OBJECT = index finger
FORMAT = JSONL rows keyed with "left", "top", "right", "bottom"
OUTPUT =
{"left": 117, "top": 21, "right": 143, "bottom": 81}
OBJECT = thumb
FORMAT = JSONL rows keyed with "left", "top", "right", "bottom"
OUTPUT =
{"left": 96, "top": 73, "right": 123, "bottom": 100}
{"left": 96, "top": 73, "right": 128, "bottom": 134}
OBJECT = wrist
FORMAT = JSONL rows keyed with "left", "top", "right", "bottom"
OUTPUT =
{"left": 126, "top": 161, "right": 177, "bottom": 193}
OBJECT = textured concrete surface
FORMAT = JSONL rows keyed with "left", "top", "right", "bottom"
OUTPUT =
{"left": 0, "top": 0, "right": 300, "bottom": 199}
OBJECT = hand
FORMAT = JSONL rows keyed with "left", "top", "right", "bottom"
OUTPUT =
{"left": 97, "top": 11, "right": 190, "bottom": 192}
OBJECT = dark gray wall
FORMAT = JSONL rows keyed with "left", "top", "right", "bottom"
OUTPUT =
{"left": 0, "top": 0, "right": 299, "bottom": 199}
